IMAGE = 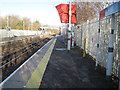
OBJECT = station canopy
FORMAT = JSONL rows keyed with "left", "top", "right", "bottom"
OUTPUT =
{"left": 100, "top": 1, "right": 120, "bottom": 19}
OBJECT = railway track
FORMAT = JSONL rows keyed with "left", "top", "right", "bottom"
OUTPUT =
{"left": 1, "top": 37, "right": 51, "bottom": 81}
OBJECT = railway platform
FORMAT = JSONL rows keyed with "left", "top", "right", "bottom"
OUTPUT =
{"left": 39, "top": 35, "right": 118, "bottom": 89}
{"left": 0, "top": 35, "right": 118, "bottom": 89}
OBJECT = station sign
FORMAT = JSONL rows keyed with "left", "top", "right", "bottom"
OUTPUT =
{"left": 100, "top": 1, "right": 120, "bottom": 19}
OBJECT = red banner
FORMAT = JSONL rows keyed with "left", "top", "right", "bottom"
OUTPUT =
{"left": 71, "top": 5, "right": 76, "bottom": 14}
{"left": 59, "top": 13, "right": 76, "bottom": 23}
{"left": 56, "top": 4, "right": 69, "bottom": 14}
{"left": 71, "top": 14, "right": 76, "bottom": 23}
{"left": 56, "top": 4, "right": 76, "bottom": 23}
{"left": 59, "top": 13, "right": 69, "bottom": 23}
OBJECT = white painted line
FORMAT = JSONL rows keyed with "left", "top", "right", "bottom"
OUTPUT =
{"left": 55, "top": 48, "right": 67, "bottom": 51}
{"left": 0, "top": 38, "right": 54, "bottom": 89}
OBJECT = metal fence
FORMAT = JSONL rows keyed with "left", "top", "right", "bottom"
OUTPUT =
{"left": 74, "top": 12, "right": 120, "bottom": 77}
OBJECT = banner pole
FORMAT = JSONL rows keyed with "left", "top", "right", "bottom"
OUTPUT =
{"left": 67, "top": 0, "right": 72, "bottom": 50}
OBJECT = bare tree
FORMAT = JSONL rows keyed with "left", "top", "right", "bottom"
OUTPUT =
{"left": 0, "top": 16, "right": 3, "bottom": 29}
{"left": 0, "top": 15, "right": 41, "bottom": 30}
{"left": 74, "top": 1, "right": 111, "bottom": 24}
{"left": 32, "top": 20, "right": 41, "bottom": 31}
{"left": 22, "top": 17, "right": 31, "bottom": 30}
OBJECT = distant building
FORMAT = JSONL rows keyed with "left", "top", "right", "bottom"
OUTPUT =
{"left": 40, "top": 27, "right": 49, "bottom": 30}
{"left": 6, "top": 27, "right": 11, "bottom": 31}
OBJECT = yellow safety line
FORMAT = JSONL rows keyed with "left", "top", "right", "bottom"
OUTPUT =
{"left": 26, "top": 38, "right": 56, "bottom": 88}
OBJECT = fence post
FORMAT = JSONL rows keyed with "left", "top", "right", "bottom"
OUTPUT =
{"left": 96, "top": 15, "right": 101, "bottom": 69}
{"left": 80, "top": 25, "right": 83, "bottom": 47}
{"left": 106, "top": 14, "right": 115, "bottom": 77}
{"left": 71, "top": 25, "right": 75, "bottom": 48}
{"left": 87, "top": 20, "right": 90, "bottom": 53}
{"left": 119, "top": 66, "right": 120, "bottom": 90}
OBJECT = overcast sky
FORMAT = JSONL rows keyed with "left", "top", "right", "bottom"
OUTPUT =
{"left": 0, "top": 0, "right": 69, "bottom": 26}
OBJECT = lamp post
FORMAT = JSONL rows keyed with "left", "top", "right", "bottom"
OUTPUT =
{"left": 7, "top": 16, "right": 9, "bottom": 28}
{"left": 23, "top": 20, "right": 25, "bottom": 30}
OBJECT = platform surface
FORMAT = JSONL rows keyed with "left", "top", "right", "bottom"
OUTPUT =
{"left": 39, "top": 35, "right": 118, "bottom": 88}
